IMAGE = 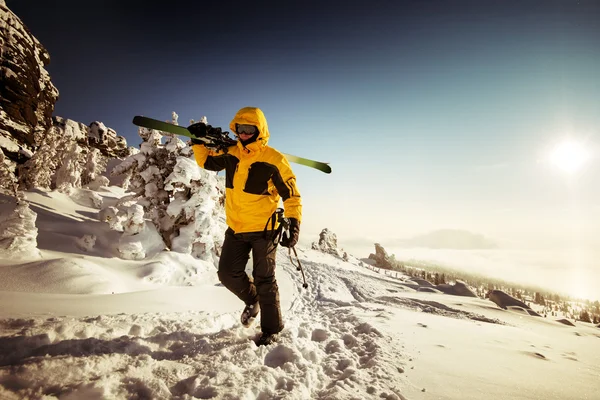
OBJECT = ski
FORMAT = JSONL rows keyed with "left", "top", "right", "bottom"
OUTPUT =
{"left": 132, "top": 116, "right": 332, "bottom": 174}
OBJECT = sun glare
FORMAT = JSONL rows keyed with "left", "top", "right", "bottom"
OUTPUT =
{"left": 549, "top": 140, "right": 589, "bottom": 173}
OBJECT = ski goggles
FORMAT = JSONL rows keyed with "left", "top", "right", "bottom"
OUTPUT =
{"left": 236, "top": 124, "right": 258, "bottom": 135}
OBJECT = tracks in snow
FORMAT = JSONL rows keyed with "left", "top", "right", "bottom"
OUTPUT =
{"left": 0, "top": 250, "right": 430, "bottom": 399}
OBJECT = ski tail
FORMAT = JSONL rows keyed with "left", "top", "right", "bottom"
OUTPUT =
{"left": 283, "top": 153, "right": 331, "bottom": 174}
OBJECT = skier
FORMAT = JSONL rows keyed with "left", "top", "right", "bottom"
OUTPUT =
{"left": 190, "top": 106, "right": 302, "bottom": 346}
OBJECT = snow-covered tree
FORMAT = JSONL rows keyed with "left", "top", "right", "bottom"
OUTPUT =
{"left": 55, "top": 142, "right": 84, "bottom": 193}
{"left": 19, "top": 127, "right": 62, "bottom": 190}
{"left": 111, "top": 126, "right": 179, "bottom": 251}
{"left": 165, "top": 154, "right": 224, "bottom": 263}
{"left": 0, "top": 150, "right": 17, "bottom": 196}
{"left": 82, "top": 148, "right": 107, "bottom": 186}
{"left": 110, "top": 112, "right": 225, "bottom": 262}
{"left": 0, "top": 195, "right": 40, "bottom": 259}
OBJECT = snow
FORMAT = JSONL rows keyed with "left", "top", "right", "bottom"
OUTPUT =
{"left": 0, "top": 189, "right": 599, "bottom": 400}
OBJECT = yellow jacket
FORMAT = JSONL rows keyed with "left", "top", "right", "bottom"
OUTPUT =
{"left": 192, "top": 107, "right": 302, "bottom": 233}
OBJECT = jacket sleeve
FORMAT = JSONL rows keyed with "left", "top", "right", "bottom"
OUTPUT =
{"left": 192, "top": 144, "right": 233, "bottom": 171}
{"left": 272, "top": 154, "right": 302, "bottom": 223}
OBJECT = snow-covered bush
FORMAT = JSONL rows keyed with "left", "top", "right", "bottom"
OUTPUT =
{"left": 99, "top": 206, "right": 126, "bottom": 231}
{"left": 118, "top": 204, "right": 165, "bottom": 260}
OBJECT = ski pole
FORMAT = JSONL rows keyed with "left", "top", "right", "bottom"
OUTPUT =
{"left": 289, "top": 246, "right": 309, "bottom": 289}
{"left": 276, "top": 210, "right": 308, "bottom": 289}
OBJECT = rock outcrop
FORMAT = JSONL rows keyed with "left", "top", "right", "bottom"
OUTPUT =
{"left": 0, "top": 3, "right": 58, "bottom": 159}
{"left": 54, "top": 117, "right": 130, "bottom": 159}
{"left": 488, "top": 290, "right": 530, "bottom": 310}
{"left": 88, "top": 121, "right": 128, "bottom": 157}
{"left": 435, "top": 280, "right": 478, "bottom": 297}
{"left": 368, "top": 243, "right": 394, "bottom": 269}
{"left": 312, "top": 228, "right": 347, "bottom": 260}
{"left": 0, "top": 2, "right": 131, "bottom": 188}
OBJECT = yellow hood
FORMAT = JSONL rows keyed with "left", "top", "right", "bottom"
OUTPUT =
{"left": 230, "top": 107, "right": 270, "bottom": 149}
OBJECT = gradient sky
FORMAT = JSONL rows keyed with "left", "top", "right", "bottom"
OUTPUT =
{"left": 7, "top": 0, "right": 600, "bottom": 251}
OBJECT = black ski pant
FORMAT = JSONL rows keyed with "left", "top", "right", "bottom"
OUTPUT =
{"left": 218, "top": 228, "right": 283, "bottom": 335}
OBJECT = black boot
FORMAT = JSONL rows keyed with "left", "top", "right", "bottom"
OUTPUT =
{"left": 254, "top": 332, "right": 279, "bottom": 346}
{"left": 240, "top": 302, "right": 260, "bottom": 327}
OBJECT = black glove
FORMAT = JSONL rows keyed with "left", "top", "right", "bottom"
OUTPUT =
{"left": 188, "top": 122, "right": 209, "bottom": 145}
{"left": 281, "top": 218, "right": 300, "bottom": 248}
{"left": 188, "top": 122, "right": 208, "bottom": 137}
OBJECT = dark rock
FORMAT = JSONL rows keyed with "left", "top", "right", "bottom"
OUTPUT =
{"left": 488, "top": 290, "right": 530, "bottom": 310}
{"left": 556, "top": 319, "right": 576, "bottom": 327}
{"left": 525, "top": 309, "right": 543, "bottom": 317}
{"left": 368, "top": 243, "right": 393, "bottom": 269}
{"left": 435, "top": 280, "right": 478, "bottom": 297}
{"left": 408, "top": 277, "right": 434, "bottom": 287}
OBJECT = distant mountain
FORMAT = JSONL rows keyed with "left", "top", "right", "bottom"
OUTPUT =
{"left": 388, "top": 229, "right": 498, "bottom": 250}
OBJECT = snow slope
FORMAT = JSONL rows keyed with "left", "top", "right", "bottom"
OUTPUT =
{"left": 0, "top": 189, "right": 598, "bottom": 400}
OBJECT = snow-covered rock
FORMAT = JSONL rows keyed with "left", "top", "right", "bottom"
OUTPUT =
{"left": 311, "top": 228, "right": 347, "bottom": 259}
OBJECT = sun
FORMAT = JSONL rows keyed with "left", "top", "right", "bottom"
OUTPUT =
{"left": 549, "top": 140, "right": 589, "bottom": 173}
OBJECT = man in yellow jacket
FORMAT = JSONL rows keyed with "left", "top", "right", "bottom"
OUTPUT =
{"left": 191, "top": 107, "right": 302, "bottom": 346}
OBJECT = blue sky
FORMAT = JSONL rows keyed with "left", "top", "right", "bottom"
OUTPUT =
{"left": 8, "top": 0, "right": 600, "bottom": 250}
